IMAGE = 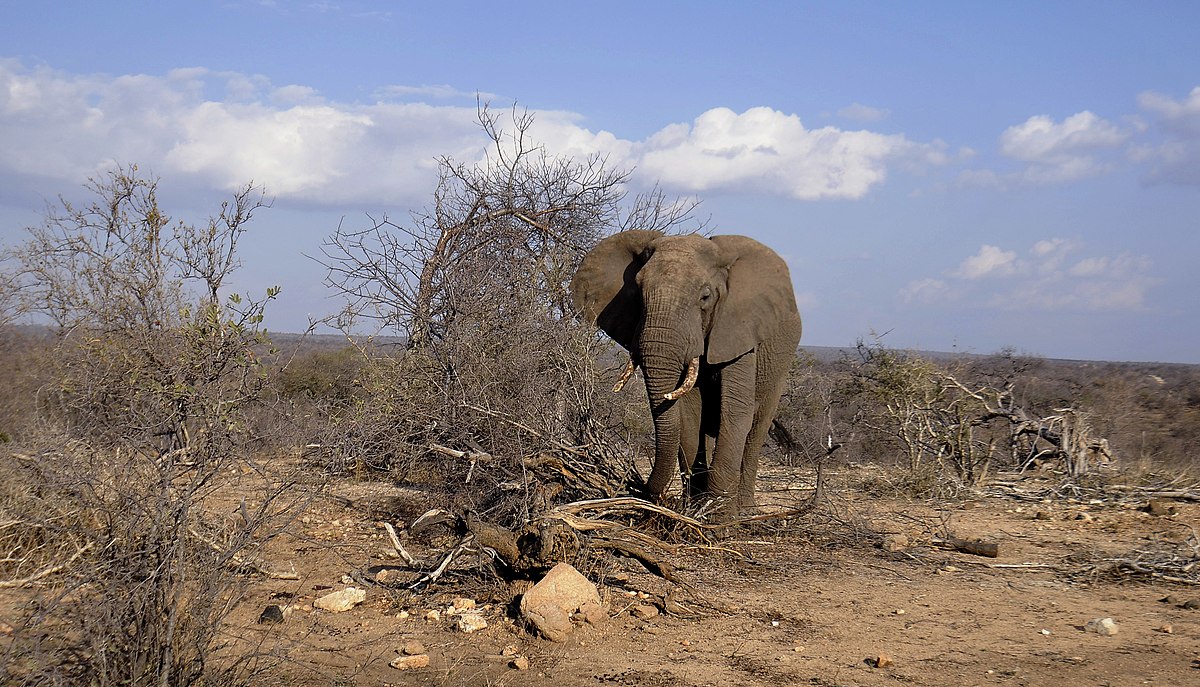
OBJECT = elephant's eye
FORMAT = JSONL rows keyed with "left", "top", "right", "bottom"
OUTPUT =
{"left": 699, "top": 286, "right": 713, "bottom": 303}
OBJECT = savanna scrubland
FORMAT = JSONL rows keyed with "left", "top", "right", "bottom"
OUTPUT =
{"left": 1, "top": 110, "right": 1197, "bottom": 686}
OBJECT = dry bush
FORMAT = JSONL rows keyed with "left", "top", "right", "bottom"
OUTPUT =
{"left": 0, "top": 167, "right": 301, "bottom": 686}
{"left": 315, "top": 104, "right": 698, "bottom": 527}
{"left": 777, "top": 340, "right": 1120, "bottom": 497}
{"left": 1, "top": 435, "right": 303, "bottom": 686}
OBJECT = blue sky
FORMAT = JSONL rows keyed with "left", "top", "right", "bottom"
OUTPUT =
{"left": 2, "top": 1, "right": 1198, "bottom": 362}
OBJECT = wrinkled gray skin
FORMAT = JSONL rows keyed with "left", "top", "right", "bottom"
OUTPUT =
{"left": 570, "top": 230, "right": 802, "bottom": 519}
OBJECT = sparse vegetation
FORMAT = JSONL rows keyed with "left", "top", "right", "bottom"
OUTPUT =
{"left": 0, "top": 167, "right": 302, "bottom": 687}
{"left": 0, "top": 128, "right": 1197, "bottom": 687}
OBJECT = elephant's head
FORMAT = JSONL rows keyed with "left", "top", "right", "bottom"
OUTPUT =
{"left": 570, "top": 230, "right": 799, "bottom": 498}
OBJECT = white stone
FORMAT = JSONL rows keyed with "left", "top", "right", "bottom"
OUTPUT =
{"left": 1085, "top": 617, "right": 1119, "bottom": 636}
{"left": 313, "top": 587, "right": 366, "bottom": 613}
{"left": 456, "top": 611, "right": 488, "bottom": 634}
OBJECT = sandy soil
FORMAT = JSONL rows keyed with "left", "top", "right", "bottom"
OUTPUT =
{"left": 233, "top": 465, "right": 1200, "bottom": 687}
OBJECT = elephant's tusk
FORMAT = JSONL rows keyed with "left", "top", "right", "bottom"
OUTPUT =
{"left": 663, "top": 357, "right": 700, "bottom": 400}
{"left": 612, "top": 358, "right": 637, "bottom": 393}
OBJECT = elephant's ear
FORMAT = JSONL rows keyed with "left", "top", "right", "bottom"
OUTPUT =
{"left": 706, "top": 235, "right": 800, "bottom": 365}
{"left": 570, "top": 230, "right": 662, "bottom": 351}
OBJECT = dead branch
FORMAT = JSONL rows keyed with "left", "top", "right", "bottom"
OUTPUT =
{"left": 932, "top": 536, "right": 1002, "bottom": 558}
{"left": 0, "top": 540, "right": 94, "bottom": 588}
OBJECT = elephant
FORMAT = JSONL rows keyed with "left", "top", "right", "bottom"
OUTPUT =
{"left": 570, "top": 230, "right": 802, "bottom": 520}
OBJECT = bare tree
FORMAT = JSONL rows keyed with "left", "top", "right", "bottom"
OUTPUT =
{"left": 317, "top": 104, "right": 700, "bottom": 523}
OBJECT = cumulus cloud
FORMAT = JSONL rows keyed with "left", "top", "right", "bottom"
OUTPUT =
{"left": 905, "top": 238, "right": 1157, "bottom": 311}
{"left": 998, "top": 111, "right": 1128, "bottom": 183}
{"left": 0, "top": 59, "right": 947, "bottom": 208}
{"left": 1135, "top": 86, "right": 1200, "bottom": 187}
{"left": 951, "top": 245, "right": 1017, "bottom": 279}
{"left": 637, "top": 107, "right": 946, "bottom": 200}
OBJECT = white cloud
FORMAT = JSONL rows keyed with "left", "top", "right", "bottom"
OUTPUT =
{"left": 951, "top": 245, "right": 1016, "bottom": 279}
{"left": 900, "top": 277, "right": 948, "bottom": 304}
{"left": 1139, "top": 86, "right": 1200, "bottom": 136}
{"left": 0, "top": 60, "right": 949, "bottom": 208}
{"left": 909, "top": 238, "right": 1157, "bottom": 312}
{"left": 837, "top": 103, "right": 890, "bottom": 123}
{"left": 636, "top": 107, "right": 945, "bottom": 200}
{"left": 999, "top": 111, "right": 1128, "bottom": 183}
{"left": 1135, "top": 86, "right": 1200, "bottom": 187}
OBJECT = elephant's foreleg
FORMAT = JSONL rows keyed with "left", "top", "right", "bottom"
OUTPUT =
{"left": 676, "top": 386, "right": 704, "bottom": 499}
{"left": 740, "top": 375, "right": 786, "bottom": 510}
{"left": 709, "top": 351, "right": 757, "bottom": 519}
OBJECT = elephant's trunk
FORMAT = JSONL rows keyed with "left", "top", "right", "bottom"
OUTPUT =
{"left": 640, "top": 349, "right": 697, "bottom": 498}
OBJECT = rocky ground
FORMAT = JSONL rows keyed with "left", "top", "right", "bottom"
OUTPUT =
{"left": 229, "top": 464, "right": 1200, "bottom": 686}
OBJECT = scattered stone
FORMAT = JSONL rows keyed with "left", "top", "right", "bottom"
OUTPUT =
{"left": 339, "top": 574, "right": 354, "bottom": 585}
{"left": 425, "top": 609, "right": 442, "bottom": 621}
{"left": 510, "top": 656, "right": 530, "bottom": 671}
{"left": 501, "top": 644, "right": 520, "bottom": 657}
{"left": 456, "top": 611, "right": 489, "bottom": 634}
{"left": 401, "top": 640, "right": 426, "bottom": 656}
{"left": 257, "top": 604, "right": 286, "bottom": 624}
{"left": 893, "top": 609, "right": 906, "bottom": 615}
{"left": 880, "top": 534, "right": 909, "bottom": 552}
{"left": 1146, "top": 499, "right": 1179, "bottom": 517}
{"left": 631, "top": 604, "right": 660, "bottom": 620}
{"left": 1157, "top": 623, "right": 1174, "bottom": 634}
{"left": 1182, "top": 599, "right": 1200, "bottom": 610}
{"left": 1085, "top": 617, "right": 1119, "bottom": 636}
{"left": 519, "top": 563, "right": 605, "bottom": 642}
{"left": 869, "top": 653, "right": 893, "bottom": 668}
{"left": 1160, "top": 594, "right": 1180, "bottom": 604}
{"left": 397, "top": 610, "right": 410, "bottom": 620}
{"left": 389, "top": 654, "right": 430, "bottom": 671}
{"left": 0, "top": 621, "right": 14, "bottom": 636}
{"left": 1040, "top": 629, "right": 1052, "bottom": 635}
{"left": 314, "top": 587, "right": 366, "bottom": 613}
{"left": 452, "top": 597, "right": 477, "bottom": 611}
{"left": 1074, "top": 512, "right": 1094, "bottom": 523}
{"left": 1034, "top": 510, "right": 1052, "bottom": 521}
{"left": 375, "top": 568, "right": 402, "bottom": 585}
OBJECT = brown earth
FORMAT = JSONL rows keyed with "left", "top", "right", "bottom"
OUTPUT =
{"left": 229, "top": 463, "right": 1200, "bottom": 687}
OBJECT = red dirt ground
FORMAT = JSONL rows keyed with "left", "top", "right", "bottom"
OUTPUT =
{"left": 235, "top": 463, "right": 1200, "bottom": 686}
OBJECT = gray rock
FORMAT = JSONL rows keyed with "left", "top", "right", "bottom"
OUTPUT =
{"left": 519, "top": 562, "right": 605, "bottom": 642}
{"left": 257, "top": 605, "right": 285, "bottom": 624}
